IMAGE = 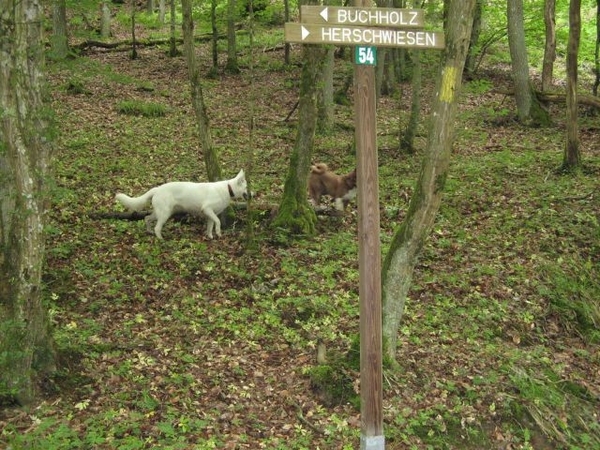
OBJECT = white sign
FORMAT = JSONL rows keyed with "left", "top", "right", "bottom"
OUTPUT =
{"left": 300, "top": 6, "right": 424, "bottom": 28}
{"left": 284, "top": 23, "right": 444, "bottom": 49}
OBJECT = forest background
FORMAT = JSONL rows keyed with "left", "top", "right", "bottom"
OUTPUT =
{"left": 0, "top": 0, "right": 599, "bottom": 449}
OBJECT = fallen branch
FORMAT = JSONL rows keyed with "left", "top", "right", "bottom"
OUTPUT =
{"left": 73, "top": 34, "right": 218, "bottom": 52}
{"left": 89, "top": 203, "right": 351, "bottom": 221}
{"left": 493, "top": 89, "right": 600, "bottom": 109}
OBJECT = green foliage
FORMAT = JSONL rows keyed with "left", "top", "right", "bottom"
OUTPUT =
{"left": 117, "top": 100, "right": 168, "bottom": 117}
{"left": 64, "top": 77, "right": 89, "bottom": 95}
{"left": 307, "top": 338, "right": 360, "bottom": 410}
{"left": 507, "top": 365, "right": 600, "bottom": 449}
{"left": 539, "top": 257, "right": 600, "bottom": 343}
{"left": 5, "top": 4, "right": 597, "bottom": 449}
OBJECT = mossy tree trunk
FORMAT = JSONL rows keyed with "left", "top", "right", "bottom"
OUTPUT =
{"left": 182, "top": 0, "right": 222, "bottom": 181}
{"left": 50, "top": 0, "right": 69, "bottom": 60}
{"left": 273, "top": 42, "right": 327, "bottom": 235}
{"left": 0, "top": 0, "right": 57, "bottom": 406}
{"left": 382, "top": 0, "right": 477, "bottom": 362}
{"left": 563, "top": 0, "right": 581, "bottom": 170}
{"left": 507, "top": 0, "right": 551, "bottom": 126}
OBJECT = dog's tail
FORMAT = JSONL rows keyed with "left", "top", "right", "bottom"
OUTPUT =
{"left": 310, "top": 163, "right": 329, "bottom": 174}
{"left": 115, "top": 188, "right": 157, "bottom": 212}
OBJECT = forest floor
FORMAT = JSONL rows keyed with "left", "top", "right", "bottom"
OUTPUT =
{"left": 1, "top": 20, "right": 600, "bottom": 450}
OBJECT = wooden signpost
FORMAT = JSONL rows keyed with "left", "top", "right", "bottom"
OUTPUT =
{"left": 285, "top": 5, "right": 444, "bottom": 449}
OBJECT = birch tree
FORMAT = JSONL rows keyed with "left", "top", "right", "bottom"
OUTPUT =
{"left": 382, "top": 0, "right": 477, "bottom": 361}
{"left": 0, "top": 0, "right": 57, "bottom": 405}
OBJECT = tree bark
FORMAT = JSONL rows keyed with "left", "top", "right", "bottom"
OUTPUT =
{"left": 225, "top": 0, "right": 240, "bottom": 73}
{"left": 0, "top": 0, "right": 57, "bottom": 405}
{"left": 158, "top": 0, "right": 166, "bottom": 25}
{"left": 168, "top": 0, "right": 179, "bottom": 57}
{"left": 542, "top": 0, "right": 556, "bottom": 92}
{"left": 594, "top": 0, "right": 599, "bottom": 96}
{"left": 101, "top": 1, "right": 112, "bottom": 38}
{"left": 400, "top": 50, "right": 421, "bottom": 154}
{"left": 50, "top": 0, "right": 69, "bottom": 60}
{"left": 272, "top": 40, "right": 327, "bottom": 235}
{"left": 507, "top": 0, "right": 532, "bottom": 121}
{"left": 507, "top": 0, "right": 550, "bottom": 125}
{"left": 130, "top": 0, "right": 138, "bottom": 59}
{"left": 210, "top": 0, "right": 219, "bottom": 76}
{"left": 563, "top": 0, "right": 581, "bottom": 170}
{"left": 317, "top": 46, "right": 335, "bottom": 133}
{"left": 465, "top": 0, "right": 482, "bottom": 77}
{"left": 382, "top": 0, "right": 477, "bottom": 362}
{"left": 182, "top": 0, "right": 222, "bottom": 181}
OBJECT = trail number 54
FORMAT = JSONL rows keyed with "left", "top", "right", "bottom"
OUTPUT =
{"left": 355, "top": 46, "right": 377, "bottom": 65}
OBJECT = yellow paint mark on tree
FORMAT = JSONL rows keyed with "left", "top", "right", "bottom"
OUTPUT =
{"left": 439, "top": 66, "right": 456, "bottom": 103}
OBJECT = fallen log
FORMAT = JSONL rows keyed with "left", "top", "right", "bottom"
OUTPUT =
{"left": 536, "top": 91, "right": 600, "bottom": 109}
{"left": 89, "top": 203, "right": 351, "bottom": 221}
{"left": 493, "top": 88, "right": 600, "bottom": 109}
{"left": 73, "top": 34, "right": 217, "bottom": 52}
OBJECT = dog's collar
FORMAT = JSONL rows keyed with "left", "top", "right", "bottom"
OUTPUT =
{"left": 228, "top": 184, "right": 235, "bottom": 198}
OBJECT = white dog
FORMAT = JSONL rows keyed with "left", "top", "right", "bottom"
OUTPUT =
{"left": 115, "top": 170, "right": 248, "bottom": 239}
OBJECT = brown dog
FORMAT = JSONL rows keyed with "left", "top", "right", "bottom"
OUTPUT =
{"left": 308, "top": 163, "right": 357, "bottom": 212}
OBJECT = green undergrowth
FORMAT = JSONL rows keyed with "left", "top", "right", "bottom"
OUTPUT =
{"left": 2, "top": 16, "right": 599, "bottom": 449}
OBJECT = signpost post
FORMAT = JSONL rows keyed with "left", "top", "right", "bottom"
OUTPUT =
{"left": 285, "top": 6, "right": 444, "bottom": 449}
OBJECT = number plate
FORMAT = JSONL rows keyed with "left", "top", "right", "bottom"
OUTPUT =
{"left": 355, "top": 46, "right": 377, "bottom": 65}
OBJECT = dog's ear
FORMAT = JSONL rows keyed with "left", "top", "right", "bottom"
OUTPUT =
{"left": 237, "top": 169, "right": 245, "bottom": 179}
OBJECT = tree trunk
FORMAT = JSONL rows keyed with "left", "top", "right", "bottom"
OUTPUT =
{"left": 158, "top": 0, "right": 166, "bottom": 25}
{"left": 400, "top": 50, "right": 421, "bottom": 154}
{"left": 147, "top": 0, "right": 154, "bottom": 14}
{"left": 209, "top": 0, "right": 219, "bottom": 77}
{"left": 507, "top": 0, "right": 551, "bottom": 126}
{"left": 317, "top": 46, "right": 335, "bottom": 133}
{"left": 593, "top": 0, "right": 599, "bottom": 96}
{"left": 101, "top": 1, "right": 112, "bottom": 38}
{"left": 284, "top": 0, "right": 290, "bottom": 64}
{"left": 130, "top": 0, "right": 138, "bottom": 59}
{"left": 50, "top": 0, "right": 69, "bottom": 60}
{"left": 382, "top": 0, "right": 477, "bottom": 362}
{"left": 272, "top": 39, "right": 326, "bottom": 235}
{"left": 542, "top": 0, "right": 556, "bottom": 92}
{"left": 0, "top": 0, "right": 57, "bottom": 406}
{"left": 507, "top": 0, "right": 532, "bottom": 121}
{"left": 168, "top": 0, "right": 179, "bottom": 56}
{"left": 465, "top": 0, "right": 482, "bottom": 77}
{"left": 182, "top": 0, "right": 222, "bottom": 181}
{"left": 563, "top": 0, "right": 581, "bottom": 170}
{"left": 225, "top": 0, "right": 240, "bottom": 74}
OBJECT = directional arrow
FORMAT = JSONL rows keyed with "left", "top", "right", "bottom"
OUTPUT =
{"left": 301, "top": 26, "right": 310, "bottom": 40}
{"left": 300, "top": 6, "right": 424, "bottom": 28}
{"left": 320, "top": 7, "right": 328, "bottom": 22}
{"left": 284, "top": 23, "right": 445, "bottom": 49}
